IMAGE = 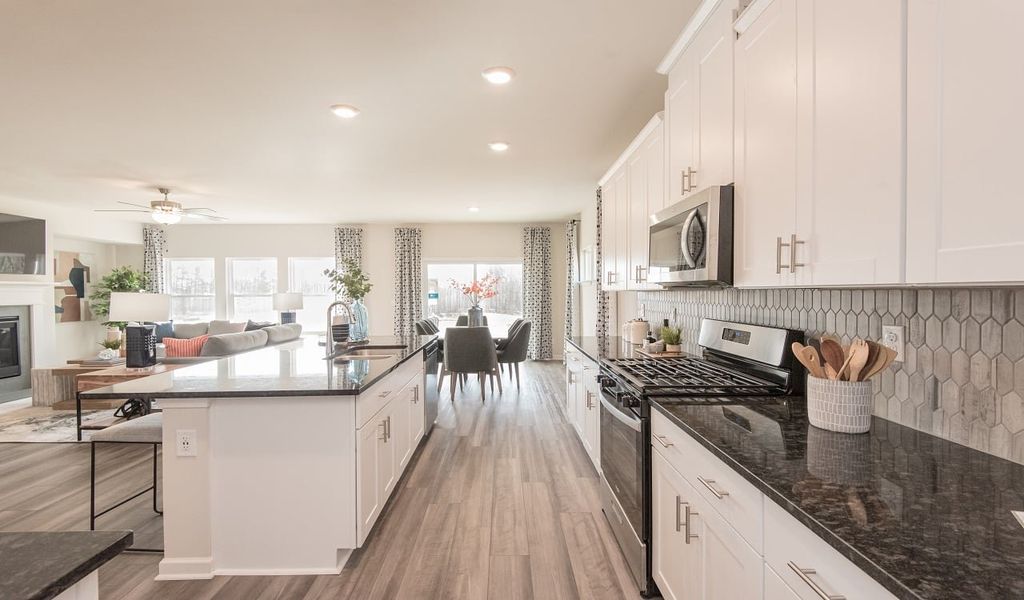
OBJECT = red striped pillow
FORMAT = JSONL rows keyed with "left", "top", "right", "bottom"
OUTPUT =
{"left": 164, "top": 334, "right": 209, "bottom": 357}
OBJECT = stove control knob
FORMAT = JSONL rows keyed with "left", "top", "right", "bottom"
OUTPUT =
{"left": 598, "top": 375, "right": 616, "bottom": 389}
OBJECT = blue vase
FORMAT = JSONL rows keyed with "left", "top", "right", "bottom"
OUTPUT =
{"left": 350, "top": 299, "right": 369, "bottom": 341}
{"left": 467, "top": 305, "right": 484, "bottom": 327}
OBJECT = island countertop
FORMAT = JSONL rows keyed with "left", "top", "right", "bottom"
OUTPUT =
{"left": 79, "top": 334, "right": 436, "bottom": 400}
{"left": 651, "top": 400, "right": 1024, "bottom": 600}
{"left": 0, "top": 530, "right": 133, "bottom": 600}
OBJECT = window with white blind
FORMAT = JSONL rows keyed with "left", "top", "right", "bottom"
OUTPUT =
{"left": 227, "top": 258, "right": 277, "bottom": 323}
{"left": 288, "top": 257, "right": 334, "bottom": 332}
{"left": 163, "top": 258, "right": 216, "bottom": 322}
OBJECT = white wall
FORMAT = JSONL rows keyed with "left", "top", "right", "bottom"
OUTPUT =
{"left": 162, "top": 222, "right": 569, "bottom": 357}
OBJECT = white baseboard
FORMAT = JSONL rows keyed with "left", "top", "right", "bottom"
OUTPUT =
{"left": 156, "top": 557, "right": 215, "bottom": 580}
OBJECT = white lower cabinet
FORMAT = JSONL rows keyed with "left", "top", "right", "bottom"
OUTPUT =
{"left": 356, "top": 366, "right": 425, "bottom": 545}
{"left": 563, "top": 347, "right": 601, "bottom": 473}
{"left": 651, "top": 411, "right": 897, "bottom": 600}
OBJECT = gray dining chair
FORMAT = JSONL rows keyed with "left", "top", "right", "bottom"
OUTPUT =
{"left": 497, "top": 321, "right": 531, "bottom": 389}
{"left": 414, "top": 319, "right": 439, "bottom": 335}
{"left": 455, "top": 315, "right": 489, "bottom": 327}
{"left": 494, "top": 318, "right": 525, "bottom": 357}
{"left": 441, "top": 326, "right": 501, "bottom": 401}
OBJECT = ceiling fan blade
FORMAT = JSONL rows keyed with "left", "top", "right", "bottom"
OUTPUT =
{"left": 189, "top": 213, "right": 228, "bottom": 221}
{"left": 94, "top": 209, "right": 151, "bottom": 213}
{"left": 117, "top": 200, "right": 154, "bottom": 209}
{"left": 181, "top": 207, "right": 216, "bottom": 213}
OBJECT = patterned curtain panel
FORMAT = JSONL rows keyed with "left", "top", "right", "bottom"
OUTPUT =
{"left": 523, "top": 226, "right": 553, "bottom": 360}
{"left": 594, "top": 187, "right": 609, "bottom": 340}
{"left": 142, "top": 225, "right": 166, "bottom": 293}
{"left": 393, "top": 227, "right": 422, "bottom": 337}
{"left": 564, "top": 220, "right": 579, "bottom": 339}
{"left": 333, "top": 226, "right": 364, "bottom": 300}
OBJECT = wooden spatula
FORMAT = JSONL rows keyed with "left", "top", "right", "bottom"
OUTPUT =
{"left": 819, "top": 338, "right": 846, "bottom": 381}
{"left": 861, "top": 346, "right": 897, "bottom": 380}
{"left": 846, "top": 339, "right": 871, "bottom": 382}
{"left": 791, "top": 342, "right": 826, "bottom": 379}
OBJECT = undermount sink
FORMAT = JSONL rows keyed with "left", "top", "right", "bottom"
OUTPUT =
{"left": 324, "top": 342, "right": 408, "bottom": 361}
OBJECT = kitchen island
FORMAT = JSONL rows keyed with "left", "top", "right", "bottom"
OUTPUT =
{"left": 80, "top": 335, "right": 436, "bottom": 581}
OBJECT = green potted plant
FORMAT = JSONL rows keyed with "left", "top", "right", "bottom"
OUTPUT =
{"left": 89, "top": 266, "right": 149, "bottom": 328}
{"left": 661, "top": 326, "right": 682, "bottom": 353}
{"left": 323, "top": 259, "right": 373, "bottom": 341}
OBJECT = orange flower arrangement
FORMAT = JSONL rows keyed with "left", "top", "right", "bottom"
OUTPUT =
{"left": 449, "top": 274, "right": 501, "bottom": 306}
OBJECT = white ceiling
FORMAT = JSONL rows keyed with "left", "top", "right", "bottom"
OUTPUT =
{"left": 0, "top": 0, "right": 697, "bottom": 224}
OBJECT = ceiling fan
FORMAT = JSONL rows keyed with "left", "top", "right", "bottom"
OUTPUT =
{"left": 95, "top": 188, "right": 227, "bottom": 224}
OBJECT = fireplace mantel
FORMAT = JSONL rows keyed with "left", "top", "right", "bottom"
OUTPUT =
{"left": 0, "top": 281, "right": 57, "bottom": 369}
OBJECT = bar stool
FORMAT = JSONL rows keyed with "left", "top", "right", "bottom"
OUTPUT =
{"left": 90, "top": 412, "right": 163, "bottom": 553}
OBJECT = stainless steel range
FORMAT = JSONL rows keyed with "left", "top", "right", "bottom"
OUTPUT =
{"left": 597, "top": 319, "right": 804, "bottom": 597}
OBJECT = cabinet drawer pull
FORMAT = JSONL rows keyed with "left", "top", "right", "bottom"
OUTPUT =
{"left": 378, "top": 390, "right": 391, "bottom": 398}
{"left": 777, "top": 236, "right": 790, "bottom": 274}
{"left": 412, "top": 385, "right": 419, "bottom": 404}
{"left": 696, "top": 476, "right": 729, "bottom": 499}
{"left": 787, "top": 562, "right": 846, "bottom": 600}
{"left": 789, "top": 233, "right": 806, "bottom": 273}
{"left": 685, "top": 167, "right": 697, "bottom": 192}
{"left": 675, "top": 495, "right": 684, "bottom": 532}
{"left": 681, "top": 169, "right": 688, "bottom": 196}
{"left": 585, "top": 391, "right": 594, "bottom": 409}
{"left": 653, "top": 434, "right": 674, "bottom": 448}
{"left": 637, "top": 266, "right": 647, "bottom": 282}
{"left": 680, "top": 501, "right": 698, "bottom": 544}
{"left": 378, "top": 420, "right": 387, "bottom": 441}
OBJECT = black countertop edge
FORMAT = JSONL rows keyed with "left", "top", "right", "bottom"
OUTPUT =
{"left": 0, "top": 530, "right": 133, "bottom": 600}
{"left": 80, "top": 336, "right": 435, "bottom": 400}
{"left": 649, "top": 401, "right": 922, "bottom": 600}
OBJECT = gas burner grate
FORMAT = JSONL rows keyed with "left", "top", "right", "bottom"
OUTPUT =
{"left": 606, "top": 357, "right": 786, "bottom": 397}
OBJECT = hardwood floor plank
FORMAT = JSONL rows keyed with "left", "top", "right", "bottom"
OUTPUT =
{"left": 560, "top": 512, "right": 628, "bottom": 600}
{"left": 522, "top": 481, "right": 580, "bottom": 600}
{"left": 393, "top": 501, "right": 461, "bottom": 600}
{"left": 489, "top": 457, "right": 529, "bottom": 556}
{"left": 486, "top": 555, "right": 534, "bottom": 600}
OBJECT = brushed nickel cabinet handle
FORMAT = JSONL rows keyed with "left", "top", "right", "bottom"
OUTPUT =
{"left": 378, "top": 420, "right": 387, "bottom": 441}
{"left": 685, "top": 167, "right": 697, "bottom": 192}
{"left": 681, "top": 169, "right": 688, "bottom": 196}
{"left": 653, "top": 434, "right": 674, "bottom": 448}
{"left": 386, "top": 416, "right": 392, "bottom": 442}
{"left": 675, "top": 495, "right": 684, "bottom": 532}
{"left": 379, "top": 390, "right": 391, "bottom": 398}
{"left": 787, "top": 562, "right": 846, "bottom": 600}
{"left": 696, "top": 476, "right": 728, "bottom": 499}
{"left": 684, "top": 502, "right": 698, "bottom": 544}
{"left": 637, "top": 266, "right": 647, "bottom": 282}
{"left": 777, "top": 236, "right": 792, "bottom": 274}
{"left": 789, "top": 233, "right": 806, "bottom": 273}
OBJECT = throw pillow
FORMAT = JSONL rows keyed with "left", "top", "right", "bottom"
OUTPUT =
{"left": 245, "top": 320, "right": 275, "bottom": 331}
{"left": 208, "top": 320, "right": 247, "bottom": 336}
{"left": 164, "top": 335, "right": 209, "bottom": 357}
{"left": 153, "top": 321, "right": 174, "bottom": 342}
{"left": 173, "top": 322, "right": 209, "bottom": 339}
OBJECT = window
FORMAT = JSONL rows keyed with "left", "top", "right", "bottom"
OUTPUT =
{"left": 164, "top": 258, "right": 216, "bottom": 322}
{"left": 425, "top": 262, "right": 524, "bottom": 336}
{"left": 288, "top": 257, "right": 334, "bottom": 332}
{"left": 227, "top": 258, "right": 278, "bottom": 323}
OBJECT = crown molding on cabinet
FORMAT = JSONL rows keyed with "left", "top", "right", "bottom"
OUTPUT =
{"left": 598, "top": 112, "right": 663, "bottom": 186}
{"left": 656, "top": 0, "right": 725, "bottom": 74}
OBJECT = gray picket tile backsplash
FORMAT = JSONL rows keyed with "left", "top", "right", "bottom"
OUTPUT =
{"left": 635, "top": 287, "right": 1024, "bottom": 464}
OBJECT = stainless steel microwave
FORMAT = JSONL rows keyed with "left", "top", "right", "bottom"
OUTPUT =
{"left": 648, "top": 184, "right": 733, "bottom": 287}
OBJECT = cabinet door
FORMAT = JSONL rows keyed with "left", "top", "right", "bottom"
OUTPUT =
{"left": 695, "top": 490, "right": 763, "bottom": 600}
{"left": 574, "top": 369, "right": 587, "bottom": 439}
{"left": 612, "top": 166, "right": 631, "bottom": 290}
{"left": 692, "top": 0, "right": 736, "bottom": 192}
{"left": 906, "top": 0, "right": 1024, "bottom": 283}
{"left": 356, "top": 418, "right": 384, "bottom": 544}
{"left": 379, "top": 406, "right": 397, "bottom": 497}
{"left": 645, "top": 120, "right": 666, "bottom": 216}
{"left": 665, "top": 58, "right": 696, "bottom": 205}
{"left": 627, "top": 146, "right": 648, "bottom": 290}
{"left": 408, "top": 382, "right": 425, "bottom": 452}
{"left": 391, "top": 386, "right": 412, "bottom": 471}
{"left": 583, "top": 370, "right": 601, "bottom": 471}
{"left": 796, "top": 0, "right": 904, "bottom": 285}
{"left": 652, "top": 450, "right": 700, "bottom": 600}
{"left": 733, "top": 0, "right": 798, "bottom": 287}
{"left": 600, "top": 172, "right": 619, "bottom": 288}
{"left": 764, "top": 564, "right": 802, "bottom": 600}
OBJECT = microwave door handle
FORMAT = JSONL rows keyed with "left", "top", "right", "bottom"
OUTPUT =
{"left": 680, "top": 211, "right": 698, "bottom": 269}
{"left": 599, "top": 393, "right": 642, "bottom": 432}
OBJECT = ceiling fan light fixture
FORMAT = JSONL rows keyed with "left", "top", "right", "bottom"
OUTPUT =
{"left": 488, "top": 141, "right": 510, "bottom": 152}
{"left": 482, "top": 67, "right": 516, "bottom": 85}
{"left": 330, "top": 104, "right": 361, "bottom": 119}
{"left": 151, "top": 210, "right": 181, "bottom": 225}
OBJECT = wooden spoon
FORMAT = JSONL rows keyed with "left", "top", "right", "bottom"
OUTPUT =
{"left": 846, "top": 339, "right": 871, "bottom": 382}
{"left": 819, "top": 338, "right": 846, "bottom": 381}
{"left": 861, "top": 346, "right": 897, "bottom": 380}
{"left": 791, "top": 342, "right": 826, "bottom": 379}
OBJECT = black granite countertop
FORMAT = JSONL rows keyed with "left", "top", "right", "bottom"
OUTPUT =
{"left": 80, "top": 335, "right": 436, "bottom": 399}
{"left": 0, "top": 530, "right": 133, "bottom": 600}
{"left": 650, "top": 400, "right": 1024, "bottom": 600}
{"left": 565, "top": 336, "right": 654, "bottom": 362}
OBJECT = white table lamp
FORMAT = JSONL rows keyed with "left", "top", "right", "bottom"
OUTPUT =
{"left": 273, "top": 292, "right": 303, "bottom": 324}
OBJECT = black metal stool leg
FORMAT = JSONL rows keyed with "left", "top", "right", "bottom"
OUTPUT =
{"left": 89, "top": 442, "right": 96, "bottom": 531}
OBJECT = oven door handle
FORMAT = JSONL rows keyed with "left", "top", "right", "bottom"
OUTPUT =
{"left": 599, "top": 393, "right": 641, "bottom": 432}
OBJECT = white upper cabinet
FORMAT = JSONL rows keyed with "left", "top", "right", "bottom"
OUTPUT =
{"left": 661, "top": 0, "right": 737, "bottom": 206}
{"left": 795, "top": 0, "right": 905, "bottom": 286}
{"left": 733, "top": 0, "right": 799, "bottom": 287}
{"left": 732, "top": 0, "right": 905, "bottom": 287}
{"left": 906, "top": 0, "right": 1024, "bottom": 284}
{"left": 600, "top": 166, "right": 620, "bottom": 288}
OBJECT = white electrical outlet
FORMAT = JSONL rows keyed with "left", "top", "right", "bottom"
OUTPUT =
{"left": 882, "top": 325, "right": 905, "bottom": 362}
{"left": 176, "top": 429, "right": 198, "bottom": 457}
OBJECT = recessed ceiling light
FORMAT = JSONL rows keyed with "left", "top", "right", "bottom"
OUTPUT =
{"left": 468, "top": 207, "right": 480, "bottom": 212}
{"left": 482, "top": 67, "right": 516, "bottom": 85}
{"left": 488, "top": 141, "right": 510, "bottom": 152}
{"left": 330, "top": 104, "right": 360, "bottom": 119}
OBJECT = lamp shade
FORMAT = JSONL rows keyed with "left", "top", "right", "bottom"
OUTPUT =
{"left": 273, "top": 292, "right": 304, "bottom": 311}
{"left": 108, "top": 292, "right": 171, "bottom": 323}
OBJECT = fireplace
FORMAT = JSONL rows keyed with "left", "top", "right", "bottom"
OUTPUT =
{"left": 0, "top": 316, "right": 20, "bottom": 380}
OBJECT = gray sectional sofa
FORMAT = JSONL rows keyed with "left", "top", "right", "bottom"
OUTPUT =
{"left": 158, "top": 321, "right": 303, "bottom": 364}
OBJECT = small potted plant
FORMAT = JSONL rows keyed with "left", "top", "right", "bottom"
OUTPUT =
{"left": 661, "top": 326, "right": 682, "bottom": 353}
{"left": 323, "top": 259, "right": 373, "bottom": 341}
{"left": 97, "top": 339, "right": 121, "bottom": 361}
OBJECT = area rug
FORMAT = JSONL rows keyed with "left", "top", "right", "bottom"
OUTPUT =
{"left": 0, "top": 399, "right": 110, "bottom": 442}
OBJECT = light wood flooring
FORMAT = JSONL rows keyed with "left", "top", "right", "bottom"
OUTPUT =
{"left": 0, "top": 361, "right": 641, "bottom": 600}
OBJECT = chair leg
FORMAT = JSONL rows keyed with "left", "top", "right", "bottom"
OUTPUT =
{"left": 514, "top": 362, "right": 521, "bottom": 390}
{"left": 460, "top": 373, "right": 465, "bottom": 392}
{"left": 437, "top": 368, "right": 446, "bottom": 393}
{"left": 450, "top": 372, "right": 457, "bottom": 402}
{"left": 489, "top": 372, "right": 494, "bottom": 394}
{"left": 90, "top": 442, "right": 96, "bottom": 531}
{"left": 479, "top": 373, "right": 485, "bottom": 402}
{"left": 151, "top": 442, "right": 159, "bottom": 511}
{"left": 495, "top": 369, "right": 503, "bottom": 394}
